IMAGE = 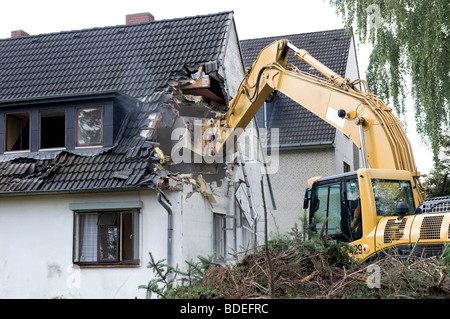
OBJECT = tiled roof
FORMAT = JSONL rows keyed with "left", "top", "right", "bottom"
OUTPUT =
{"left": 0, "top": 11, "right": 233, "bottom": 101}
{"left": 0, "top": 12, "right": 234, "bottom": 194}
{"left": 241, "top": 29, "right": 353, "bottom": 146}
{"left": 0, "top": 92, "right": 169, "bottom": 193}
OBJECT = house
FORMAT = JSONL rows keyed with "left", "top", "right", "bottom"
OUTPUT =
{"left": 240, "top": 29, "right": 361, "bottom": 235}
{"left": 0, "top": 11, "right": 273, "bottom": 299}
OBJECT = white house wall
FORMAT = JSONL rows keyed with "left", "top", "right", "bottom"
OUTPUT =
{"left": 222, "top": 20, "right": 245, "bottom": 99}
{"left": 0, "top": 189, "right": 208, "bottom": 299}
{"left": 268, "top": 147, "right": 336, "bottom": 236}
{"left": 334, "top": 130, "right": 357, "bottom": 173}
{"left": 344, "top": 36, "right": 360, "bottom": 83}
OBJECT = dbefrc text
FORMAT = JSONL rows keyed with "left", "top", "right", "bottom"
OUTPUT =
{"left": 180, "top": 303, "right": 269, "bottom": 316}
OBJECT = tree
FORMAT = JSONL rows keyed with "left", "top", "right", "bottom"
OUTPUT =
{"left": 329, "top": 0, "right": 449, "bottom": 170}
{"left": 423, "top": 134, "right": 450, "bottom": 198}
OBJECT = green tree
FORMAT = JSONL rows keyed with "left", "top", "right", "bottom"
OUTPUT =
{"left": 329, "top": 0, "right": 449, "bottom": 169}
{"left": 423, "top": 134, "right": 450, "bottom": 198}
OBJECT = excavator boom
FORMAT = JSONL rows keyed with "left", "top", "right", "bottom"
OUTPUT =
{"left": 211, "top": 40, "right": 425, "bottom": 202}
{"left": 199, "top": 38, "right": 450, "bottom": 262}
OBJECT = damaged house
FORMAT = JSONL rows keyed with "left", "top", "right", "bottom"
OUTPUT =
{"left": 241, "top": 30, "right": 361, "bottom": 235}
{"left": 0, "top": 12, "right": 273, "bottom": 298}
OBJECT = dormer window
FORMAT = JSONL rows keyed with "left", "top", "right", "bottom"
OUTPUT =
{"left": 40, "top": 109, "right": 66, "bottom": 149}
{"left": 76, "top": 106, "right": 103, "bottom": 147}
{"left": 5, "top": 112, "right": 30, "bottom": 152}
{"left": 0, "top": 92, "right": 132, "bottom": 155}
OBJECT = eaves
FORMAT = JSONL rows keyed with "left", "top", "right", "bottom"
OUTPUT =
{"left": 0, "top": 90, "right": 133, "bottom": 108}
{"left": 0, "top": 185, "right": 158, "bottom": 198}
{"left": 277, "top": 141, "right": 335, "bottom": 151}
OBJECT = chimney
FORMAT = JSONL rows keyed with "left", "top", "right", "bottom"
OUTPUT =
{"left": 126, "top": 12, "right": 155, "bottom": 25}
{"left": 11, "top": 29, "right": 29, "bottom": 38}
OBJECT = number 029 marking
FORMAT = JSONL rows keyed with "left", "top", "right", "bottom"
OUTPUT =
{"left": 353, "top": 244, "right": 363, "bottom": 254}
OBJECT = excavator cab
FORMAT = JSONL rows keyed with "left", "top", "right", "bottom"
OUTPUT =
{"left": 306, "top": 172, "right": 364, "bottom": 244}
{"left": 304, "top": 168, "right": 427, "bottom": 261}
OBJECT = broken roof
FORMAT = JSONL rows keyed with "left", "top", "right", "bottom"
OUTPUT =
{"left": 241, "top": 29, "right": 354, "bottom": 146}
{"left": 0, "top": 11, "right": 236, "bottom": 194}
{"left": 0, "top": 11, "right": 234, "bottom": 101}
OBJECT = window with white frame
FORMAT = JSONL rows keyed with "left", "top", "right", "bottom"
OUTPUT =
{"left": 73, "top": 210, "right": 139, "bottom": 266}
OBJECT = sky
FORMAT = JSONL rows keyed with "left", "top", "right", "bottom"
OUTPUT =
{"left": 0, "top": 0, "right": 434, "bottom": 174}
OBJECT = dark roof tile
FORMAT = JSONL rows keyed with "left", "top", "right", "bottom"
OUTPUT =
{"left": 0, "top": 11, "right": 233, "bottom": 194}
{"left": 0, "top": 11, "right": 233, "bottom": 102}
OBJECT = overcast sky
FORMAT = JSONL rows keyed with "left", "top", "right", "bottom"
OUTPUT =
{"left": 0, "top": 0, "right": 434, "bottom": 173}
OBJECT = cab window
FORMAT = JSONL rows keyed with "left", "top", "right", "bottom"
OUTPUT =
{"left": 371, "top": 179, "right": 415, "bottom": 216}
{"left": 346, "top": 179, "right": 362, "bottom": 241}
{"left": 312, "top": 183, "right": 342, "bottom": 237}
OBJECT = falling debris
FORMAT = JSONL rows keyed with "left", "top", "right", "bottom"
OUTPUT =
{"left": 198, "top": 174, "right": 216, "bottom": 204}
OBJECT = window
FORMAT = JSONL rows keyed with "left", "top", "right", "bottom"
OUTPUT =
{"left": 5, "top": 112, "right": 30, "bottom": 151}
{"left": 213, "top": 213, "right": 226, "bottom": 261}
{"left": 346, "top": 179, "right": 362, "bottom": 241}
{"left": 371, "top": 179, "right": 415, "bottom": 216}
{"left": 73, "top": 210, "right": 139, "bottom": 265}
{"left": 76, "top": 106, "right": 103, "bottom": 146}
{"left": 40, "top": 109, "right": 66, "bottom": 149}
{"left": 343, "top": 162, "right": 351, "bottom": 173}
{"left": 314, "top": 184, "right": 342, "bottom": 237}
{"left": 235, "top": 196, "right": 254, "bottom": 251}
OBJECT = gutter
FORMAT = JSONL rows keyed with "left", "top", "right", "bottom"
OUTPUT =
{"left": 0, "top": 185, "right": 156, "bottom": 197}
{"left": 157, "top": 189, "right": 173, "bottom": 268}
{"left": 273, "top": 141, "right": 335, "bottom": 151}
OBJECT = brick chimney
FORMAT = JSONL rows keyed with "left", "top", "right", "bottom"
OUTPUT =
{"left": 11, "top": 30, "right": 29, "bottom": 38}
{"left": 126, "top": 12, "right": 155, "bottom": 25}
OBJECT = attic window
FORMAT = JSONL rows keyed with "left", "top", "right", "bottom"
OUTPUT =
{"left": 76, "top": 106, "right": 103, "bottom": 147}
{"left": 40, "top": 109, "right": 66, "bottom": 149}
{"left": 178, "top": 65, "right": 225, "bottom": 105}
{"left": 5, "top": 112, "right": 30, "bottom": 152}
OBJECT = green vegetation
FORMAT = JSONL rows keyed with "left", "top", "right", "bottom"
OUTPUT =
{"left": 329, "top": 0, "right": 449, "bottom": 171}
{"left": 140, "top": 220, "right": 450, "bottom": 299}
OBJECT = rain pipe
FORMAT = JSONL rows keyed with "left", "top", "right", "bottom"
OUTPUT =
{"left": 157, "top": 190, "right": 173, "bottom": 268}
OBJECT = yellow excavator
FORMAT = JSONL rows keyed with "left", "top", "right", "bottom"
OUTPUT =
{"left": 198, "top": 39, "right": 450, "bottom": 262}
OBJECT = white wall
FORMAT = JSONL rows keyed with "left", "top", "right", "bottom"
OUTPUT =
{"left": 0, "top": 189, "right": 214, "bottom": 299}
{"left": 222, "top": 20, "right": 245, "bottom": 98}
{"left": 268, "top": 147, "right": 336, "bottom": 237}
{"left": 344, "top": 36, "right": 360, "bottom": 83}
{"left": 334, "top": 130, "right": 357, "bottom": 173}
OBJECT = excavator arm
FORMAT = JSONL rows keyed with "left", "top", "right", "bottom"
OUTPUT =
{"left": 207, "top": 39, "right": 425, "bottom": 201}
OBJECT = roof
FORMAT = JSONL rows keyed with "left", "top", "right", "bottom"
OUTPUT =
{"left": 0, "top": 11, "right": 235, "bottom": 194}
{"left": 0, "top": 11, "right": 233, "bottom": 101}
{"left": 240, "top": 29, "right": 353, "bottom": 146}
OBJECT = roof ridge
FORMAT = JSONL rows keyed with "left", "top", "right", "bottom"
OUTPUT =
{"left": 241, "top": 28, "right": 348, "bottom": 42}
{"left": 1, "top": 11, "right": 234, "bottom": 41}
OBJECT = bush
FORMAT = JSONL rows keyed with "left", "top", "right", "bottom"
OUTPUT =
{"left": 140, "top": 227, "right": 450, "bottom": 299}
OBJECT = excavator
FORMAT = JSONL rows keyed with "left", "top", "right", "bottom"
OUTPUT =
{"left": 196, "top": 39, "right": 450, "bottom": 262}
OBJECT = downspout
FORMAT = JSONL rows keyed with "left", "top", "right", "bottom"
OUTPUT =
{"left": 157, "top": 190, "right": 173, "bottom": 268}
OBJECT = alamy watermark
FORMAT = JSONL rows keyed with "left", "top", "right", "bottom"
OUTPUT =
{"left": 366, "top": 263, "right": 381, "bottom": 289}
{"left": 170, "top": 121, "right": 280, "bottom": 174}
{"left": 366, "top": 4, "right": 382, "bottom": 29}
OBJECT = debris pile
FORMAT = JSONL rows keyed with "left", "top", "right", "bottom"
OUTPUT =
{"left": 182, "top": 239, "right": 450, "bottom": 299}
